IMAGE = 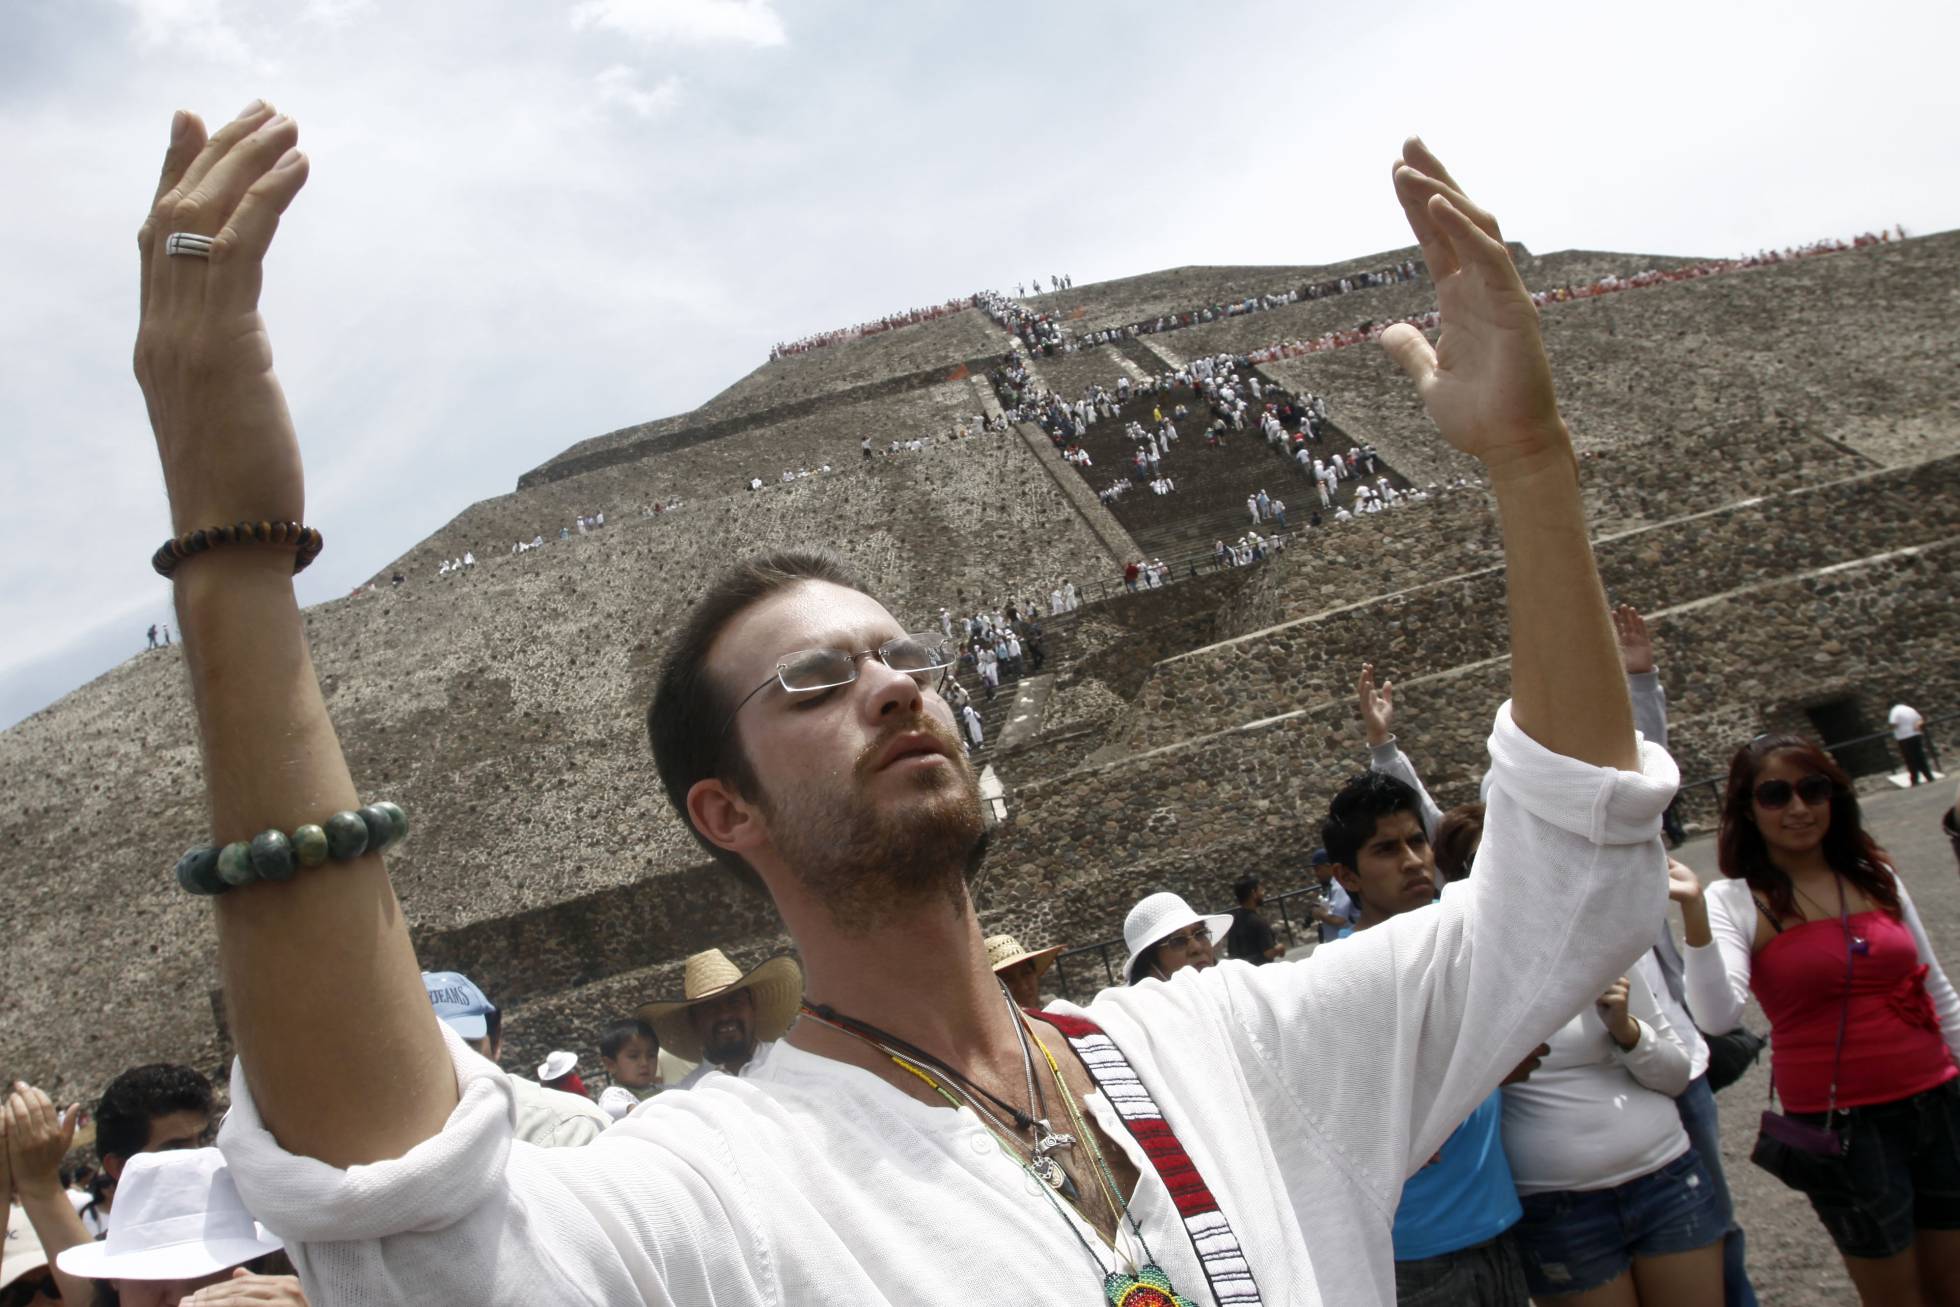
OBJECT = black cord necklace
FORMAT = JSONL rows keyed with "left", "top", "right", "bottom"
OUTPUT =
{"left": 805, "top": 995, "right": 1036, "bottom": 1130}
{"left": 803, "top": 987, "right": 1080, "bottom": 1193}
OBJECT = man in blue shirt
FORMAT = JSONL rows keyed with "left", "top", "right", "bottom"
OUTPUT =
{"left": 1321, "top": 772, "right": 1540, "bottom": 1305}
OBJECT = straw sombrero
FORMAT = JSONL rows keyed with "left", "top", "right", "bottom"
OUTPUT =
{"left": 638, "top": 949, "right": 804, "bottom": 1063}
{"left": 984, "top": 933, "right": 1063, "bottom": 978}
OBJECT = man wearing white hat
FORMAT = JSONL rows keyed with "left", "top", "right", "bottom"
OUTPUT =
{"left": 56, "top": 1149, "right": 303, "bottom": 1307}
{"left": 1122, "top": 892, "right": 1233, "bottom": 986}
{"left": 984, "top": 933, "right": 1063, "bottom": 1009}
{"left": 150, "top": 128, "right": 1674, "bottom": 1307}
{"left": 640, "top": 949, "right": 803, "bottom": 1087}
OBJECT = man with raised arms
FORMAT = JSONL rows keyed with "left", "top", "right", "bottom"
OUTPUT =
{"left": 136, "top": 109, "right": 1673, "bottom": 1306}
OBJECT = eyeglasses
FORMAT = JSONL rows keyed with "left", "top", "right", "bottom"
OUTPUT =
{"left": 720, "top": 632, "right": 957, "bottom": 736}
{"left": 1753, "top": 775, "right": 1834, "bottom": 809}
{"left": 1156, "top": 925, "right": 1213, "bottom": 952}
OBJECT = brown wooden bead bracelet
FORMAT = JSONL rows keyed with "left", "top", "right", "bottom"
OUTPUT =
{"left": 152, "top": 520, "right": 324, "bottom": 578}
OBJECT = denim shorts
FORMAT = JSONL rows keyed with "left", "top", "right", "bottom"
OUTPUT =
{"left": 1511, "top": 1148, "right": 1727, "bottom": 1296}
{"left": 1789, "top": 1077, "right": 1960, "bottom": 1260}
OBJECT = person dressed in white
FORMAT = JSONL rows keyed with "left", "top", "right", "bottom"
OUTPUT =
{"left": 1888, "top": 701, "right": 1936, "bottom": 786}
{"left": 1499, "top": 955, "right": 1723, "bottom": 1303}
{"left": 141, "top": 124, "right": 1672, "bottom": 1307}
{"left": 962, "top": 701, "right": 984, "bottom": 749}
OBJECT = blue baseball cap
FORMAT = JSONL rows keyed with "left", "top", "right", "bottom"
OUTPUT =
{"left": 422, "top": 970, "right": 495, "bottom": 1040}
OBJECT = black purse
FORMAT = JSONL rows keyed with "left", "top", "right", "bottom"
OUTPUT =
{"left": 1704, "top": 1027, "right": 1765, "bottom": 1093}
{"left": 1749, "top": 884, "right": 1858, "bottom": 1198}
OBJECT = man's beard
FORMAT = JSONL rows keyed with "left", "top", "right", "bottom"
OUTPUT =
{"left": 760, "top": 711, "right": 987, "bottom": 934}
{"left": 704, "top": 1028, "right": 754, "bottom": 1068}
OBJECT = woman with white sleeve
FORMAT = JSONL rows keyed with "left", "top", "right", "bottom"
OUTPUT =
{"left": 1499, "top": 954, "right": 1725, "bottom": 1305}
{"left": 1681, "top": 735, "right": 1960, "bottom": 1307}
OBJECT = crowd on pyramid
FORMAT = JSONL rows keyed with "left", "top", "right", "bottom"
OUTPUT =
{"left": 768, "top": 296, "right": 979, "bottom": 360}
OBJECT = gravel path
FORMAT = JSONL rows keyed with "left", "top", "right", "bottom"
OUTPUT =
{"left": 1672, "top": 774, "right": 1958, "bottom": 1305}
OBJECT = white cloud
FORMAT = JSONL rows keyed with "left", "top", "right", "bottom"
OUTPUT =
{"left": 595, "top": 65, "right": 684, "bottom": 118}
{"left": 114, "top": 0, "right": 256, "bottom": 64}
{"left": 569, "top": 0, "right": 786, "bottom": 48}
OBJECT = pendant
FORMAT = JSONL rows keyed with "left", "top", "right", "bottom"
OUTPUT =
{"left": 1032, "top": 1118, "right": 1077, "bottom": 1160}
{"left": 1103, "top": 1262, "right": 1195, "bottom": 1307}
{"left": 1029, "top": 1153, "right": 1081, "bottom": 1201}
{"left": 1852, "top": 934, "right": 1870, "bottom": 955}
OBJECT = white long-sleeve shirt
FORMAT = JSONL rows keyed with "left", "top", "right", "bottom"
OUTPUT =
{"left": 1499, "top": 954, "right": 1693, "bottom": 1194}
{"left": 1683, "top": 873, "right": 1960, "bottom": 1061}
{"left": 221, "top": 704, "right": 1677, "bottom": 1307}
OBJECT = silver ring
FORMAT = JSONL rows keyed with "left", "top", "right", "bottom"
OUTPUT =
{"left": 165, "top": 232, "right": 215, "bottom": 259}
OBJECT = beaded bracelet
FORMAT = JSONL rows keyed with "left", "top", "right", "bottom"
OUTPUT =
{"left": 174, "top": 801, "right": 407, "bottom": 895}
{"left": 152, "top": 521, "right": 325, "bottom": 579}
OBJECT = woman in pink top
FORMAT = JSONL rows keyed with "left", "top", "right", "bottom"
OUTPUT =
{"left": 1682, "top": 736, "right": 1960, "bottom": 1306}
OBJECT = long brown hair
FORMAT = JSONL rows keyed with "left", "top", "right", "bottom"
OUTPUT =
{"left": 1716, "top": 734, "right": 1899, "bottom": 923}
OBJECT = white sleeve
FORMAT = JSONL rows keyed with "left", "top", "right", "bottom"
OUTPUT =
{"left": 1894, "top": 869, "right": 1960, "bottom": 1062}
{"left": 1188, "top": 702, "right": 1676, "bottom": 1198}
{"left": 1684, "top": 881, "right": 1756, "bottom": 1035}
{"left": 1626, "top": 671, "right": 1668, "bottom": 752}
{"left": 220, "top": 1023, "right": 767, "bottom": 1306}
{"left": 1367, "top": 739, "right": 1446, "bottom": 842}
{"left": 1616, "top": 958, "right": 1692, "bottom": 1097}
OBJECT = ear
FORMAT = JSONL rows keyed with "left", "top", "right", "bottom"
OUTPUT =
{"left": 1333, "top": 863, "right": 1363, "bottom": 896}
{"left": 688, "top": 777, "right": 768, "bottom": 858}
{"left": 103, "top": 1153, "right": 125, "bottom": 1181}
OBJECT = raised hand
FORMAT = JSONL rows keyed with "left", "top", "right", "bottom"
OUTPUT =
{"left": 3, "top": 1082, "right": 82, "bottom": 1196}
{"left": 1357, "top": 662, "right": 1394, "bottom": 747}
{"left": 1379, "top": 138, "right": 1568, "bottom": 478}
{"left": 135, "top": 103, "right": 310, "bottom": 538}
{"left": 1613, "top": 604, "right": 1655, "bottom": 675}
{"left": 1665, "top": 857, "right": 1702, "bottom": 906}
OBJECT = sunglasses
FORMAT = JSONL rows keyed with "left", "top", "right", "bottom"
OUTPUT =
{"left": 1753, "top": 775, "right": 1833, "bottom": 809}
{"left": 1156, "top": 925, "right": 1213, "bottom": 952}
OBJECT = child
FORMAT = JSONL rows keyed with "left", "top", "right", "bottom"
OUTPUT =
{"left": 600, "top": 1017, "right": 664, "bottom": 1100}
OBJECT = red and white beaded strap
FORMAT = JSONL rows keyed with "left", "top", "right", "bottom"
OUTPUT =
{"left": 1034, "top": 1010, "right": 1264, "bottom": 1306}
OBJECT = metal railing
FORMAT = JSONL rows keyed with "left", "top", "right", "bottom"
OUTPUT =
{"left": 1670, "top": 710, "right": 1953, "bottom": 826}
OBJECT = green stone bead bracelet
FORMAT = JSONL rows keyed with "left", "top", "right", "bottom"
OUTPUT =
{"left": 175, "top": 801, "right": 408, "bottom": 896}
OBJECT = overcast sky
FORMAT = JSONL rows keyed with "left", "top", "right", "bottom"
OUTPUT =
{"left": 3, "top": 0, "right": 1956, "bottom": 730}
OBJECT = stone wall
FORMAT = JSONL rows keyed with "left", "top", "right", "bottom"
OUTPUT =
{"left": 976, "top": 536, "right": 1960, "bottom": 964}
{"left": 389, "top": 379, "right": 991, "bottom": 576}
{"left": 1121, "top": 455, "right": 1960, "bottom": 753}
{"left": 0, "top": 427, "right": 1118, "bottom": 1096}
{"left": 531, "top": 309, "right": 1009, "bottom": 481}
{"left": 1257, "top": 234, "right": 1960, "bottom": 534}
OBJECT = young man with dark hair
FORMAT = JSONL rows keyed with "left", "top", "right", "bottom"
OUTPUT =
{"left": 1225, "top": 873, "right": 1284, "bottom": 963}
{"left": 1321, "top": 773, "right": 1441, "bottom": 935}
{"left": 1320, "top": 775, "right": 1539, "bottom": 1303}
{"left": 93, "top": 1064, "right": 214, "bottom": 1180}
{"left": 139, "top": 120, "right": 1674, "bottom": 1305}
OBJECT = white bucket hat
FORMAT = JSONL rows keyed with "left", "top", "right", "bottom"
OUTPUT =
{"left": 57, "top": 1148, "right": 281, "bottom": 1282}
{"left": 1122, "top": 892, "right": 1232, "bottom": 983}
{"left": 538, "top": 1050, "right": 578, "bottom": 1082}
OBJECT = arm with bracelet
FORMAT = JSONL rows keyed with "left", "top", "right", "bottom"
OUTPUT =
{"left": 135, "top": 102, "right": 454, "bottom": 1168}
